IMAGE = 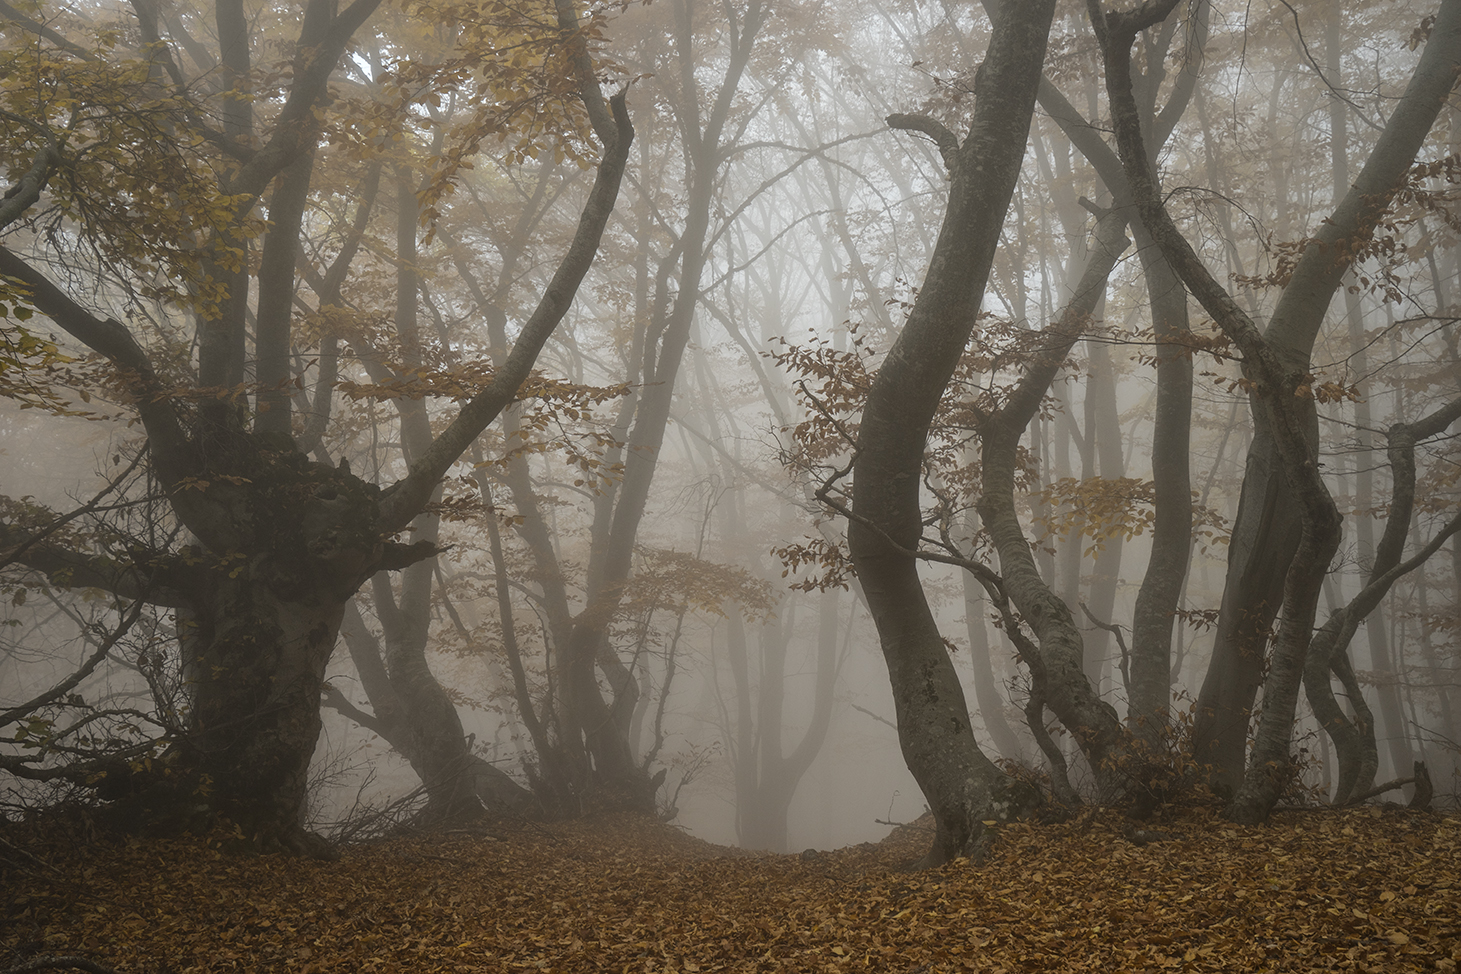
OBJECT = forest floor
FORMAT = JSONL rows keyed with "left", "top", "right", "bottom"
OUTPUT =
{"left": 1, "top": 805, "right": 1458, "bottom": 973}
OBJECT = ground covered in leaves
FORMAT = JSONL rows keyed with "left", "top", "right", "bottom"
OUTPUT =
{"left": 3, "top": 806, "right": 1459, "bottom": 973}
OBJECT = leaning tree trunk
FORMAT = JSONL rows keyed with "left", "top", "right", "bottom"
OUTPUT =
{"left": 1304, "top": 399, "right": 1461, "bottom": 802}
{"left": 849, "top": 0, "right": 1057, "bottom": 867}
{"left": 976, "top": 208, "right": 1133, "bottom": 801}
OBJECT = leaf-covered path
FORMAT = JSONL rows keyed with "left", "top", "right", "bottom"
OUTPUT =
{"left": 4, "top": 808, "right": 1458, "bottom": 973}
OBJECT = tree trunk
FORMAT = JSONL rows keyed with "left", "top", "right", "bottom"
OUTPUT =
{"left": 728, "top": 587, "right": 841, "bottom": 852}
{"left": 1025, "top": 3, "right": 1206, "bottom": 751}
{"left": 1083, "top": 337, "right": 1127, "bottom": 696}
{"left": 157, "top": 444, "right": 422, "bottom": 855}
{"left": 849, "top": 0, "right": 1057, "bottom": 867}
{"left": 184, "top": 571, "right": 344, "bottom": 855}
{"left": 0, "top": 0, "right": 628, "bottom": 852}
{"left": 977, "top": 209, "right": 1132, "bottom": 800}
{"left": 963, "top": 567, "right": 1024, "bottom": 762}
{"left": 1127, "top": 219, "right": 1192, "bottom": 748}
{"left": 1303, "top": 399, "right": 1461, "bottom": 801}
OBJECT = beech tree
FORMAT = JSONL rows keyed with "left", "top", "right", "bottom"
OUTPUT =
{"left": 0, "top": 0, "right": 631, "bottom": 853}
{"left": 844, "top": 0, "right": 1059, "bottom": 866}
{"left": 1090, "top": 0, "right": 1461, "bottom": 820}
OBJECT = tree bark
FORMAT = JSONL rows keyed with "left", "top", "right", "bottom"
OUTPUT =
{"left": 1304, "top": 398, "right": 1461, "bottom": 801}
{"left": 1127, "top": 217, "right": 1192, "bottom": 748}
{"left": 977, "top": 209, "right": 1132, "bottom": 799}
{"left": 849, "top": 0, "right": 1057, "bottom": 867}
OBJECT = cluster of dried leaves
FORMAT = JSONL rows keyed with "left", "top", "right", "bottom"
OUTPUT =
{"left": 3, "top": 806, "right": 1458, "bottom": 973}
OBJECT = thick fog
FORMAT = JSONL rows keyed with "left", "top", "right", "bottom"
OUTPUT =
{"left": 2, "top": 0, "right": 1459, "bottom": 853}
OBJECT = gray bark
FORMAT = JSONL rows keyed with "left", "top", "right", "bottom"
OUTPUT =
{"left": 976, "top": 209, "right": 1132, "bottom": 800}
{"left": 1304, "top": 398, "right": 1461, "bottom": 802}
{"left": 848, "top": 0, "right": 1057, "bottom": 867}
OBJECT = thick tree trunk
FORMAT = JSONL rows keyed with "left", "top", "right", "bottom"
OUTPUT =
{"left": 850, "top": 0, "right": 1056, "bottom": 866}
{"left": 0, "top": 0, "right": 626, "bottom": 852}
{"left": 183, "top": 572, "right": 345, "bottom": 855}
{"left": 143, "top": 444, "right": 427, "bottom": 856}
{"left": 1189, "top": 426, "right": 1301, "bottom": 794}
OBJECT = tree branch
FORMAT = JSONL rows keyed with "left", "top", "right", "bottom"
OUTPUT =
{"left": 887, "top": 113, "right": 960, "bottom": 172}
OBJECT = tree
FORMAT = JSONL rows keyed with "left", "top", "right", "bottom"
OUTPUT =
{"left": 1090, "top": 0, "right": 1461, "bottom": 821}
{"left": 845, "top": 0, "right": 1058, "bottom": 866}
{"left": 0, "top": 0, "right": 632, "bottom": 852}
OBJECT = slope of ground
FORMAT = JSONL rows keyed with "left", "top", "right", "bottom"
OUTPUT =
{"left": 2, "top": 806, "right": 1458, "bottom": 973}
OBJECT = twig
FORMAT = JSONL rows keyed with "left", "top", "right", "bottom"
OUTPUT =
{"left": 0, "top": 835, "right": 64, "bottom": 876}
{"left": 1342, "top": 761, "right": 1432, "bottom": 808}
{"left": 847, "top": 701, "right": 897, "bottom": 731}
{"left": 1080, "top": 602, "right": 1131, "bottom": 699}
{"left": 0, "top": 451, "right": 147, "bottom": 573}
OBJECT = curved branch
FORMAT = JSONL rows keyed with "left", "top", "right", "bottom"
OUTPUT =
{"left": 887, "top": 113, "right": 960, "bottom": 172}
{"left": 0, "top": 599, "right": 145, "bottom": 727}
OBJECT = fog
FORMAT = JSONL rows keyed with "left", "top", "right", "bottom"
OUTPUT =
{"left": 2, "top": 0, "right": 1459, "bottom": 855}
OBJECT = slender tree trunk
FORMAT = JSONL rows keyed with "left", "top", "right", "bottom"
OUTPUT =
{"left": 1083, "top": 338, "right": 1127, "bottom": 695}
{"left": 1303, "top": 400, "right": 1461, "bottom": 801}
{"left": 977, "top": 210, "right": 1132, "bottom": 800}
{"left": 963, "top": 564, "right": 1024, "bottom": 761}
{"left": 1127, "top": 219, "right": 1192, "bottom": 748}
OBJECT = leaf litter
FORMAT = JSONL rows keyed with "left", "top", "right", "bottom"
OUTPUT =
{"left": 3, "top": 807, "right": 1458, "bottom": 973}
